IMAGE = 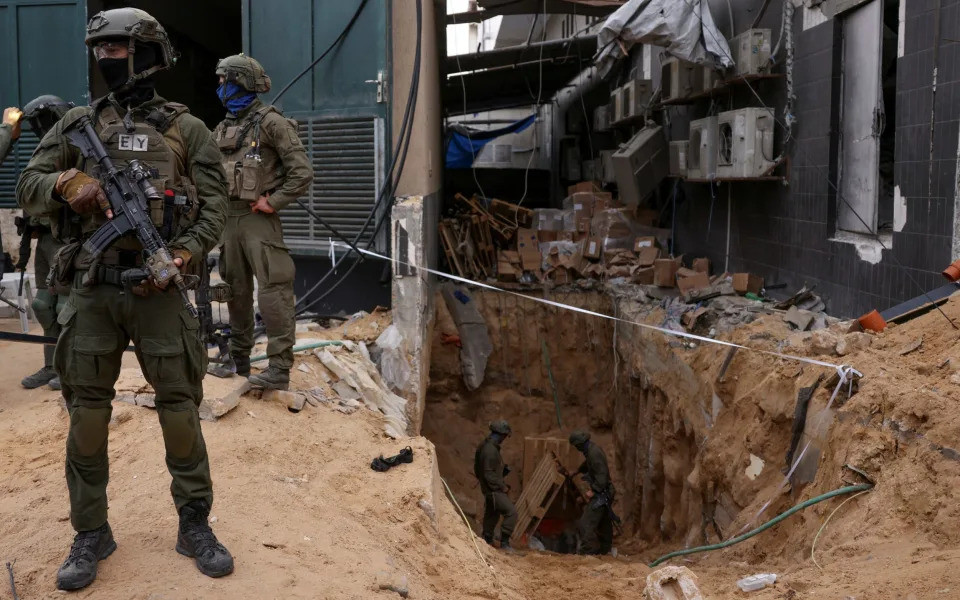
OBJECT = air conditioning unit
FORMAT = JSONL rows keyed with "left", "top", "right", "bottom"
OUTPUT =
{"left": 599, "top": 150, "right": 616, "bottom": 184}
{"left": 612, "top": 126, "right": 669, "bottom": 207}
{"left": 699, "top": 67, "right": 723, "bottom": 92}
{"left": 729, "top": 29, "right": 772, "bottom": 76}
{"left": 716, "top": 108, "right": 776, "bottom": 178}
{"left": 669, "top": 141, "right": 689, "bottom": 178}
{"left": 610, "top": 87, "right": 624, "bottom": 126}
{"left": 594, "top": 104, "right": 611, "bottom": 132}
{"left": 688, "top": 116, "right": 719, "bottom": 180}
{"left": 612, "top": 79, "right": 654, "bottom": 124}
{"left": 661, "top": 57, "right": 699, "bottom": 102}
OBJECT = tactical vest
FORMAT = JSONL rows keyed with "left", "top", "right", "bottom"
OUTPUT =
{"left": 67, "top": 99, "right": 200, "bottom": 250}
{"left": 215, "top": 105, "right": 291, "bottom": 207}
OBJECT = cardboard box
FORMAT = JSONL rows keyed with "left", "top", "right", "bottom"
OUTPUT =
{"left": 633, "top": 266, "right": 655, "bottom": 285}
{"left": 633, "top": 236, "right": 660, "bottom": 251}
{"left": 677, "top": 271, "right": 710, "bottom": 294}
{"left": 636, "top": 247, "right": 660, "bottom": 267}
{"left": 676, "top": 267, "right": 699, "bottom": 279}
{"left": 653, "top": 258, "right": 679, "bottom": 287}
{"left": 584, "top": 237, "right": 603, "bottom": 260}
{"left": 635, "top": 209, "right": 659, "bottom": 227}
{"left": 517, "top": 228, "right": 541, "bottom": 271}
{"left": 558, "top": 231, "right": 576, "bottom": 242}
{"left": 537, "top": 230, "right": 559, "bottom": 243}
{"left": 733, "top": 273, "right": 764, "bottom": 295}
{"left": 693, "top": 258, "right": 710, "bottom": 274}
{"left": 576, "top": 216, "right": 591, "bottom": 235}
{"left": 567, "top": 181, "right": 603, "bottom": 196}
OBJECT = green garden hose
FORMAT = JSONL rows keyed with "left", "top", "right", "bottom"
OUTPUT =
{"left": 648, "top": 483, "right": 873, "bottom": 567}
{"left": 250, "top": 340, "right": 344, "bottom": 363}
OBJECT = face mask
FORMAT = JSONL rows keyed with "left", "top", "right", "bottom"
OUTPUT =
{"left": 98, "top": 58, "right": 130, "bottom": 91}
{"left": 217, "top": 82, "right": 256, "bottom": 115}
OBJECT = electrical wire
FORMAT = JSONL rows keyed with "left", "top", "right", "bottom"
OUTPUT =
{"left": 679, "top": 0, "right": 958, "bottom": 330}
{"left": 513, "top": 0, "right": 548, "bottom": 226}
{"left": 573, "top": 3, "right": 597, "bottom": 165}
{"left": 451, "top": 10, "right": 489, "bottom": 204}
{"left": 292, "top": 0, "right": 422, "bottom": 315}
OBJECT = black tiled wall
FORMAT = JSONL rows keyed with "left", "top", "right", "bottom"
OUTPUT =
{"left": 674, "top": 0, "right": 958, "bottom": 318}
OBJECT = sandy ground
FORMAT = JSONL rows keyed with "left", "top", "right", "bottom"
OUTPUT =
{"left": 5, "top": 290, "right": 960, "bottom": 598}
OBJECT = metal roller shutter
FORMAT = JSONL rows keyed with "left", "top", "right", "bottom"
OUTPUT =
{"left": 0, "top": 132, "right": 38, "bottom": 209}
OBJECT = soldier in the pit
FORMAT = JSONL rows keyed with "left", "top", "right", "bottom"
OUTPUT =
{"left": 211, "top": 54, "right": 312, "bottom": 390}
{"left": 17, "top": 95, "right": 74, "bottom": 391}
{"left": 569, "top": 431, "right": 615, "bottom": 555}
{"left": 16, "top": 8, "right": 233, "bottom": 590}
{"left": 474, "top": 420, "right": 518, "bottom": 550}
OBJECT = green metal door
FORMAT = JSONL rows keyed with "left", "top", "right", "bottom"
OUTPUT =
{"left": 0, "top": 0, "right": 88, "bottom": 208}
{"left": 242, "top": 0, "right": 391, "bottom": 254}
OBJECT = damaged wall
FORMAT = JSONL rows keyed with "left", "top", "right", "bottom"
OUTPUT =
{"left": 670, "top": 0, "right": 958, "bottom": 318}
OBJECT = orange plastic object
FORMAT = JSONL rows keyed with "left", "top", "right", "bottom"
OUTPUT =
{"left": 943, "top": 259, "right": 960, "bottom": 282}
{"left": 858, "top": 309, "right": 887, "bottom": 333}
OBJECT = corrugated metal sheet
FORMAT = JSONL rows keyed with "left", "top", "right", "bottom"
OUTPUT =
{"left": 281, "top": 116, "right": 385, "bottom": 253}
{"left": 0, "top": 132, "right": 38, "bottom": 209}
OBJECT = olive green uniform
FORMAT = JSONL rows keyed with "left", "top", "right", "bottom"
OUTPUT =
{"left": 577, "top": 443, "right": 615, "bottom": 555}
{"left": 30, "top": 215, "right": 66, "bottom": 369}
{"left": 213, "top": 98, "right": 311, "bottom": 371}
{"left": 17, "top": 93, "right": 227, "bottom": 532}
{"left": 473, "top": 436, "right": 517, "bottom": 542}
{"left": 0, "top": 122, "right": 13, "bottom": 162}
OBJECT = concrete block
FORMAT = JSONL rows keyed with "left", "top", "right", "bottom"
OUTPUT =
{"left": 199, "top": 377, "right": 250, "bottom": 421}
{"left": 645, "top": 566, "right": 704, "bottom": 600}
{"left": 263, "top": 389, "right": 307, "bottom": 412}
{"left": 836, "top": 331, "right": 872, "bottom": 356}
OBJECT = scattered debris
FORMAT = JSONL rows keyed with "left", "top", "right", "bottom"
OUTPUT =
{"left": 377, "top": 324, "right": 412, "bottom": 395}
{"left": 371, "top": 447, "right": 414, "bottom": 472}
{"left": 783, "top": 305, "right": 815, "bottom": 331}
{"left": 836, "top": 332, "right": 872, "bottom": 357}
{"left": 645, "top": 566, "right": 704, "bottom": 600}
{"left": 737, "top": 573, "right": 777, "bottom": 592}
{"left": 6, "top": 560, "right": 18, "bottom": 600}
{"left": 114, "top": 367, "right": 250, "bottom": 421}
{"left": 262, "top": 541, "right": 285, "bottom": 550}
{"left": 375, "top": 571, "right": 410, "bottom": 598}
{"left": 745, "top": 454, "right": 765, "bottom": 481}
{"left": 319, "top": 347, "right": 408, "bottom": 438}
{"left": 899, "top": 336, "right": 924, "bottom": 356}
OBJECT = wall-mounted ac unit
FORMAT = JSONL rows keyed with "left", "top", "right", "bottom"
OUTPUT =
{"left": 661, "top": 57, "right": 699, "bottom": 102}
{"left": 688, "top": 116, "right": 719, "bottom": 180}
{"left": 699, "top": 67, "right": 723, "bottom": 92}
{"left": 612, "top": 126, "right": 669, "bottom": 207}
{"left": 669, "top": 141, "right": 689, "bottom": 178}
{"left": 594, "top": 104, "right": 611, "bottom": 132}
{"left": 729, "top": 29, "right": 772, "bottom": 76}
{"left": 716, "top": 107, "right": 776, "bottom": 178}
{"left": 612, "top": 79, "right": 654, "bottom": 124}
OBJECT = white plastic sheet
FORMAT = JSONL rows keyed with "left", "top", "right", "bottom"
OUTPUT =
{"left": 595, "top": 0, "right": 733, "bottom": 77}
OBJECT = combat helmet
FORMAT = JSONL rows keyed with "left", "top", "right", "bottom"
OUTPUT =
{"left": 85, "top": 8, "right": 178, "bottom": 85}
{"left": 216, "top": 55, "right": 272, "bottom": 94}
{"left": 22, "top": 95, "right": 73, "bottom": 138}
{"left": 489, "top": 420, "right": 512, "bottom": 436}
{"left": 569, "top": 431, "right": 591, "bottom": 447}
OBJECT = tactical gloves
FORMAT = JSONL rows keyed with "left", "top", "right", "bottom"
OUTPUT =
{"left": 56, "top": 169, "right": 109, "bottom": 215}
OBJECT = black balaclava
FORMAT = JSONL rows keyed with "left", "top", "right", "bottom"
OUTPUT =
{"left": 98, "top": 42, "right": 158, "bottom": 106}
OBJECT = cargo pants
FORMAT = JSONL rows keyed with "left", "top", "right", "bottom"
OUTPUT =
{"left": 578, "top": 497, "right": 613, "bottom": 555}
{"left": 482, "top": 491, "right": 518, "bottom": 543}
{"left": 56, "top": 275, "right": 213, "bottom": 532}
{"left": 32, "top": 230, "right": 65, "bottom": 368}
{"left": 220, "top": 209, "right": 296, "bottom": 370}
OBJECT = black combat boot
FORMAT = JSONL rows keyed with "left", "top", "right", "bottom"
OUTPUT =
{"left": 21, "top": 366, "right": 57, "bottom": 389}
{"left": 176, "top": 500, "right": 234, "bottom": 578}
{"left": 248, "top": 367, "right": 290, "bottom": 391}
{"left": 233, "top": 354, "right": 251, "bottom": 377}
{"left": 56, "top": 522, "right": 117, "bottom": 591}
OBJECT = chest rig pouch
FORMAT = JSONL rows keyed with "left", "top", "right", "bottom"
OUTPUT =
{"left": 86, "top": 102, "right": 200, "bottom": 245}
{"left": 216, "top": 106, "right": 278, "bottom": 202}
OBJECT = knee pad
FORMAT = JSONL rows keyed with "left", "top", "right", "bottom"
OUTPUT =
{"left": 31, "top": 289, "right": 57, "bottom": 331}
{"left": 68, "top": 406, "right": 111, "bottom": 457}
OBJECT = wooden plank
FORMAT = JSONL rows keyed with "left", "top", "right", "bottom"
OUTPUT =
{"left": 522, "top": 436, "right": 582, "bottom": 491}
{"left": 510, "top": 452, "right": 569, "bottom": 546}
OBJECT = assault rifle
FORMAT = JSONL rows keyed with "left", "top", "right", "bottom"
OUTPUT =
{"left": 63, "top": 115, "right": 197, "bottom": 318}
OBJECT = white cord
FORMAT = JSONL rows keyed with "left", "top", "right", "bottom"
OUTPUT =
{"left": 451, "top": 10, "right": 488, "bottom": 203}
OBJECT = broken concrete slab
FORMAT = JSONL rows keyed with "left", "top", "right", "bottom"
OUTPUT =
{"left": 199, "top": 377, "right": 251, "bottom": 421}
{"left": 836, "top": 332, "right": 872, "bottom": 357}
{"left": 645, "top": 566, "right": 704, "bottom": 600}
{"left": 319, "top": 347, "right": 408, "bottom": 438}
{"left": 333, "top": 380, "right": 362, "bottom": 402}
{"left": 784, "top": 305, "right": 815, "bottom": 331}
{"left": 263, "top": 389, "right": 307, "bottom": 412}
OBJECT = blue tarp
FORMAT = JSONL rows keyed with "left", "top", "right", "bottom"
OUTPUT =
{"left": 444, "top": 114, "right": 536, "bottom": 168}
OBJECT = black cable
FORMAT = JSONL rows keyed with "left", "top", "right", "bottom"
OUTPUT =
{"left": 270, "top": 0, "right": 370, "bottom": 105}
{"left": 679, "top": 0, "right": 957, "bottom": 329}
{"left": 293, "top": 0, "right": 423, "bottom": 314}
{"left": 294, "top": 198, "right": 362, "bottom": 256}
